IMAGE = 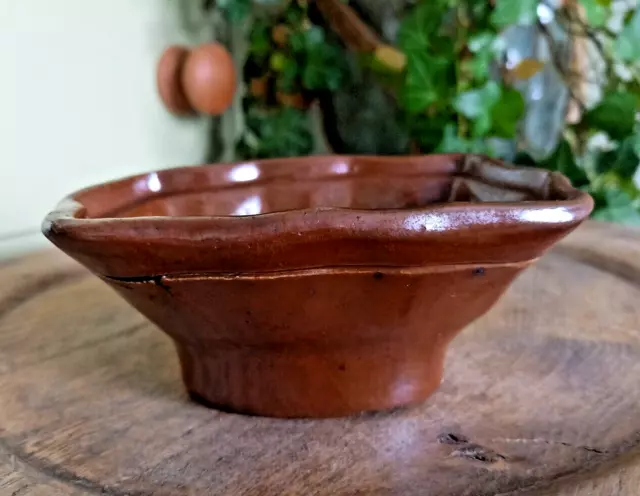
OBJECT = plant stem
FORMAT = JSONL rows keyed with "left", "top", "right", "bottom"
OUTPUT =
{"left": 455, "top": 1, "right": 469, "bottom": 139}
{"left": 537, "top": 20, "right": 586, "bottom": 113}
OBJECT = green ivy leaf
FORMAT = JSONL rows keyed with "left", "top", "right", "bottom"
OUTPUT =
{"left": 436, "top": 124, "right": 469, "bottom": 153}
{"left": 401, "top": 54, "right": 450, "bottom": 114}
{"left": 303, "top": 60, "right": 343, "bottom": 91}
{"left": 583, "top": 91, "right": 637, "bottom": 140}
{"left": 468, "top": 0, "right": 491, "bottom": 19}
{"left": 592, "top": 189, "right": 640, "bottom": 225}
{"left": 490, "top": 88, "right": 525, "bottom": 138}
{"left": 580, "top": 0, "right": 609, "bottom": 27}
{"left": 278, "top": 58, "right": 299, "bottom": 93}
{"left": 468, "top": 139, "right": 493, "bottom": 155}
{"left": 615, "top": 8, "right": 640, "bottom": 62}
{"left": 632, "top": 131, "right": 640, "bottom": 156}
{"left": 289, "top": 31, "right": 306, "bottom": 53}
{"left": 468, "top": 32, "right": 495, "bottom": 53}
{"left": 594, "top": 149, "right": 618, "bottom": 175}
{"left": 464, "top": 48, "right": 493, "bottom": 81}
{"left": 613, "top": 138, "right": 640, "bottom": 178}
{"left": 396, "top": 1, "right": 455, "bottom": 114}
{"left": 291, "top": 27, "right": 346, "bottom": 92}
{"left": 436, "top": 124, "right": 491, "bottom": 154}
{"left": 596, "top": 136, "right": 640, "bottom": 179}
{"left": 464, "top": 33, "right": 503, "bottom": 82}
{"left": 542, "top": 140, "right": 590, "bottom": 187}
{"left": 248, "top": 20, "right": 272, "bottom": 60}
{"left": 398, "top": 0, "right": 450, "bottom": 52}
{"left": 304, "top": 25, "right": 325, "bottom": 46}
{"left": 491, "top": 0, "right": 538, "bottom": 27}
{"left": 454, "top": 81, "right": 501, "bottom": 118}
{"left": 303, "top": 53, "right": 345, "bottom": 91}
{"left": 402, "top": 109, "right": 455, "bottom": 152}
{"left": 284, "top": 3, "right": 305, "bottom": 25}
{"left": 242, "top": 107, "right": 314, "bottom": 158}
{"left": 453, "top": 81, "right": 501, "bottom": 136}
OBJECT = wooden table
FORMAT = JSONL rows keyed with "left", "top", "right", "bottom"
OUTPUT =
{"left": 1, "top": 221, "right": 639, "bottom": 495}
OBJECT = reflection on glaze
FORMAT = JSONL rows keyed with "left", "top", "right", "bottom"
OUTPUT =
{"left": 403, "top": 207, "right": 574, "bottom": 232}
{"left": 147, "top": 172, "right": 162, "bottom": 193}
{"left": 403, "top": 213, "right": 453, "bottom": 232}
{"left": 228, "top": 163, "right": 260, "bottom": 183}
{"left": 518, "top": 207, "right": 574, "bottom": 223}
{"left": 233, "top": 195, "right": 263, "bottom": 216}
{"left": 390, "top": 376, "right": 420, "bottom": 405}
{"left": 403, "top": 210, "right": 502, "bottom": 232}
{"left": 331, "top": 161, "right": 350, "bottom": 175}
{"left": 133, "top": 173, "right": 162, "bottom": 194}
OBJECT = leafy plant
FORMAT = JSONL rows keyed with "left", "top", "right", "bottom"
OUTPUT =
{"left": 232, "top": 0, "right": 347, "bottom": 158}
{"left": 215, "top": 0, "right": 640, "bottom": 223}
{"left": 216, "top": 0, "right": 252, "bottom": 22}
{"left": 236, "top": 106, "right": 313, "bottom": 158}
{"left": 367, "top": 0, "right": 640, "bottom": 223}
{"left": 392, "top": 0, "right": 528, "bottom": 154}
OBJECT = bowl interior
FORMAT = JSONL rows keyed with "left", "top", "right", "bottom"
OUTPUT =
{"left": 118, "top": 176, "right": 453, "bottom": 217}
{"left": 74, "top": 155, "right": 563, "bottom": 219}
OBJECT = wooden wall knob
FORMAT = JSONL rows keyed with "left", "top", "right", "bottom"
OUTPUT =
{"left": 181, "top": 43, "right": 237, "bottom": 116}
{"left": 156, "top": 45, "right": 194, "bottom": 116}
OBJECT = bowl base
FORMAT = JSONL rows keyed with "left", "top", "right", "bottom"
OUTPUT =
{"left": 176, "top": 341, "right": 446, "bottom": 418}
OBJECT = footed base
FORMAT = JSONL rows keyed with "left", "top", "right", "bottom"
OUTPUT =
{"left": 175, "top": 341, "right": 446, "bottom": 418}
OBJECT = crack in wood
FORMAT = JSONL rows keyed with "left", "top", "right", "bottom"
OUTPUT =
{"left": 438, "top": 432, "right": 469, "bottom": 445}
{"left": 439, "top": 432, "right": 609, "bottom": 467}
{"left": 489, "top": 437, "right": 608, "bottom": 455}
{"left": 451, "top": 444, "right": 507, "bottom": 464}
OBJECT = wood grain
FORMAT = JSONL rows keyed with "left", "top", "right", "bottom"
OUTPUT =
{"left": 1, "top": 221, "right": 639, "bottom": 495}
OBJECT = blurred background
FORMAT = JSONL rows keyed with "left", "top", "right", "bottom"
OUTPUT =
{"left": 1, "top": 0, "right": 639, "bottom": 257}
{"left": 0, "top": 1, "right": 218, "bottom": 257}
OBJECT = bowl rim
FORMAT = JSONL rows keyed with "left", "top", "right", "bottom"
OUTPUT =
{"left": 42, "top": 154, "right": 594, "bottom": 276}
{"left": 44, "top": 153, "right": 592, "bottom": 225}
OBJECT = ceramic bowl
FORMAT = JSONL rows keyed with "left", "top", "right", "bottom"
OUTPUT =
{"left": 43, "top": 154, "right": 593, "bottom": 418}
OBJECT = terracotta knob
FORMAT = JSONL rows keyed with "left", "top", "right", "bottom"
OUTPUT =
{"left": 156, "top": 45, "right": 194, "bottom": 116}
{"left": 181, "top": 42, "right": 236, "bottom": 116}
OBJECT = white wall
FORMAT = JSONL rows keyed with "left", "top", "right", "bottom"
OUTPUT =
{"left": 0, "top": 0, "right": 215, "bottom": 257}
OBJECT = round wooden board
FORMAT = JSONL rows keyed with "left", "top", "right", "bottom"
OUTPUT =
{"left": 1, "top": 221, "right": 639, "bottom": 496}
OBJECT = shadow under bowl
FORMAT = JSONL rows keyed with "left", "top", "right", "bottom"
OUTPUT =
{"left": 43, "top": 154, "right": 593, "bottom": 418}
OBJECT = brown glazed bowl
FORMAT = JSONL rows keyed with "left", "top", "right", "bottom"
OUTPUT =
{"left": 43, "top": 154, "right": 593, "bottom": 418}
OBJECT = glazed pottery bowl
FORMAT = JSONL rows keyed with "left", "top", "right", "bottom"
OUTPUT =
{"left": 43, "top": 154, "right": 593, "bottom": 418}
